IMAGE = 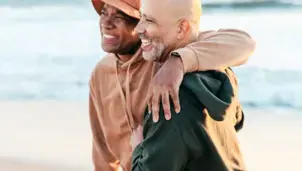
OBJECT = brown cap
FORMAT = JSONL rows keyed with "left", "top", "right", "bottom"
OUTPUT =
{"left": 91, "top": 0, "right": 141, "bottom": 19}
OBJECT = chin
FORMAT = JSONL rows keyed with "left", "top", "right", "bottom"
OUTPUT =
{"left": 142, "top": 43, "right": 166, "bottom": 61}
{"left": 102, "top": 45, "right": 117, "bottom": 53}
{"left": 142, "top": 51, "right": 158, "bottom": 61}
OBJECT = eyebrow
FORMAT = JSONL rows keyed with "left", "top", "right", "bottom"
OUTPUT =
{"left": 140, "top": 12, "right": 157, "bottom": 22}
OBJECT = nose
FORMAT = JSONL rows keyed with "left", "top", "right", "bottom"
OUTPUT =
{"left": 99, "top": 17, "right": 114, "bottom": 30}
{"left": 134, "top": 19, "right": 145, "bottom": 35}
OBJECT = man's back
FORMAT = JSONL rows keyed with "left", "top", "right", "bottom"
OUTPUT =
{"left": 132, "top": 69, "right": 246, "bottom": 171}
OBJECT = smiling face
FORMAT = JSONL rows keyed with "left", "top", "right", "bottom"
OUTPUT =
{"left": 99, "top": 4, "right": 141, "bottom": 55}
{"left": 134, "top": 0, "right": 202, "bottom": 61}
{"left": 134, "top": 12, "right": 178, "bottom": 61}
{"left": 137, "top": 18, "right": 169, "bottom": 61}
{"left": 134, "top": 0, "right": 193, "bottom": 61}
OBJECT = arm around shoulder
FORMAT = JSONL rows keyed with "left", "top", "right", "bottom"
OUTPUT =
{"left": 173, "top": 29, "right": 256, "bottom": 72}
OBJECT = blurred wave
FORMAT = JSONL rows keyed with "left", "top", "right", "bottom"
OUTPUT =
{"left": 234, "top": 67, "right": 302, "bottom": 110}
{"left": 1, "top": 0, "right": 301, "bottom": 7}
{"left": 1, "top": 4, "right": 301, "bottom": 110}
{"left": 0, "top": 0, "right": 88, "bottom": 7}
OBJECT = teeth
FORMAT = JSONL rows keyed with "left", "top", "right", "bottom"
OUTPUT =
{"left": 103, "top": 34, "right": 116, "bottom": 39}
{"left": 141, "top": 39, "right": 151, "bottom": 46}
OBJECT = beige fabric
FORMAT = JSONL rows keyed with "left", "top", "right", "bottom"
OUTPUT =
{"left": 92, "top": 0, "right": 141, "bottom": 19}
{"left": 174, "top": 29, "right": 256, "bottom": 72}
{"left": 89, "top": 29, "right": 255, "bottom": 171}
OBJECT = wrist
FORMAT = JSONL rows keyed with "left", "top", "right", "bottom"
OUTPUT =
{"left": 169, "top": 52, "right": 185, "bottom": 74}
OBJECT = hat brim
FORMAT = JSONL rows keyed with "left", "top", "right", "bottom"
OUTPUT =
{"left": 91, "top": 0, "right": 140, "bottom": 19}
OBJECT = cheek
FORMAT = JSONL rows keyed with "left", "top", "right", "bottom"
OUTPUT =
{"left": 128, "top": 29, "right": 140, "bottom": 40}
{"left": 121, "top": 31, "right": 140, "bottom": 45}
{"left": 162, "top": 28, "right": 177, "bottom": 45}
{"left": 144, "top": 25, "right": 162, "bottom": 39}
{"left": 122, "top": 26, "right": 140, "bottom": 43}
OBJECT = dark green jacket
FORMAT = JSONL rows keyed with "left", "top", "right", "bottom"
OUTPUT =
{"left": 132, "top": 69, "right": 246, "bottom": 171}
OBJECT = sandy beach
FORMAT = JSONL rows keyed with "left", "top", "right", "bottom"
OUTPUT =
{"left": 0, "top": 101, "right": 301, "bottom": 171}
{"left": 2, "top": 1, "right": 302, "bottom": 170}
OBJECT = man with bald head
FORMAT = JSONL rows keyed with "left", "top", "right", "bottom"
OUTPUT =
{"left": 137, "top": 0, "right": 201, "bottom": 63}
{"left": 131, "top": 0, "right": 247, "bottom": 170}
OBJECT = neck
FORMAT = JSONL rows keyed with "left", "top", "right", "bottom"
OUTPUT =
{"left": 158, "top": 47, "right": 173, "bottom": 63}
{"left": 117, "top": 54, "right": 133, "bottom": 62}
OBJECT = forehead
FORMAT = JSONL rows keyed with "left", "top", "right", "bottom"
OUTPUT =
{"left": 140, "top": 0, "right": 159, "bottom": 15}
{"left": 140, "top": 0, "right": 171, "bottom": 22}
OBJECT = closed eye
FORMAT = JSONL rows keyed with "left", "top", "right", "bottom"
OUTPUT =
{"left": 146, "top": 18, "right": 154, "bottom": 23}
{"left": 114, "top": 15, "right": 126, "bottom": 20}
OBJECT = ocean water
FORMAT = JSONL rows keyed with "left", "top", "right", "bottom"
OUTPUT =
{"left": 0, "top": 5, "right": 302, "bottom": 110}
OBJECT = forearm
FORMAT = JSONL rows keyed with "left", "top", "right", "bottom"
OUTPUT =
{"left": 173, "top": 29, "right": 256, "bottom": 72}
{"left": 132, "top": 113, "right": 187, "bottom": 171}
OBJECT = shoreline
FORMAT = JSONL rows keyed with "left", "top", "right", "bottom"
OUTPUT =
{"left": 0, "top": 101, "right": 301, "bottom": 171}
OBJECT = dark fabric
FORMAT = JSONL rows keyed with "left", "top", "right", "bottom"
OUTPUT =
{"left": 132, "top": 69, "right": 246, "bottom": 171}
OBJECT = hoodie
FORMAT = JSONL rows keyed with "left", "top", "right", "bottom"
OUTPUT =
{"left": 132, "top": 69, "right": 246, "bottom": 171}
{"left": 89, "top": 29, "right": 254, "bottom": 171}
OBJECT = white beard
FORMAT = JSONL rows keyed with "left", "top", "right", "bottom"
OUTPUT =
{"left": 142, "top": 41, "right": 166, "bottom": 61}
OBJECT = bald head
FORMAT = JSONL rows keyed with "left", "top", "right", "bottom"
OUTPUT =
{"left": 141, "top": 0, "right": 201, "bottom": 24}
{"left": 135, "top": 0, "right": 202, "bottom": 61}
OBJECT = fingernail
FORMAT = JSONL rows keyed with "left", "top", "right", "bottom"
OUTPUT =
{"left": 148, "top": 110, "right": 151, "bottom": 114}
{"left": 175, "top": 108, "right": 180, "bottom": 114}
{"left": 166, "top": 114, "right": 171, "bottom": 120}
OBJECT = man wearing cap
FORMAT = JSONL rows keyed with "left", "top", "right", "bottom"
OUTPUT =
{"left": 131, "top": 0, "right": 247, "bottom": 170}
{"left": 89, "top": 0, "right": 255, "bottom": 170}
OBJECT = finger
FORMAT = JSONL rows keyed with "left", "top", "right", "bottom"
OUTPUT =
{"left": 152, "top": 92, "right": 160, "bottom": 123}
{"left": 146, "top": 89, "right": 153, "bottom": 114}
{"left": 148, "top": 102, "right": 152, "bottom": 114}
{"left": 162, "top": 91, "right": 171, "bottom": 120}
{"left": 170, "top": 87, "right": 181, "bottom": 113}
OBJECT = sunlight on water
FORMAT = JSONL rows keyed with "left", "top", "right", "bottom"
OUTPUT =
{"left": 0, "top": 6, "right": 302, "bottom": 109}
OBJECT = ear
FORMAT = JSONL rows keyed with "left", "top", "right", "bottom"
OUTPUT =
{"left": 176, "top": 20, "right": 190, "bottom": 40}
